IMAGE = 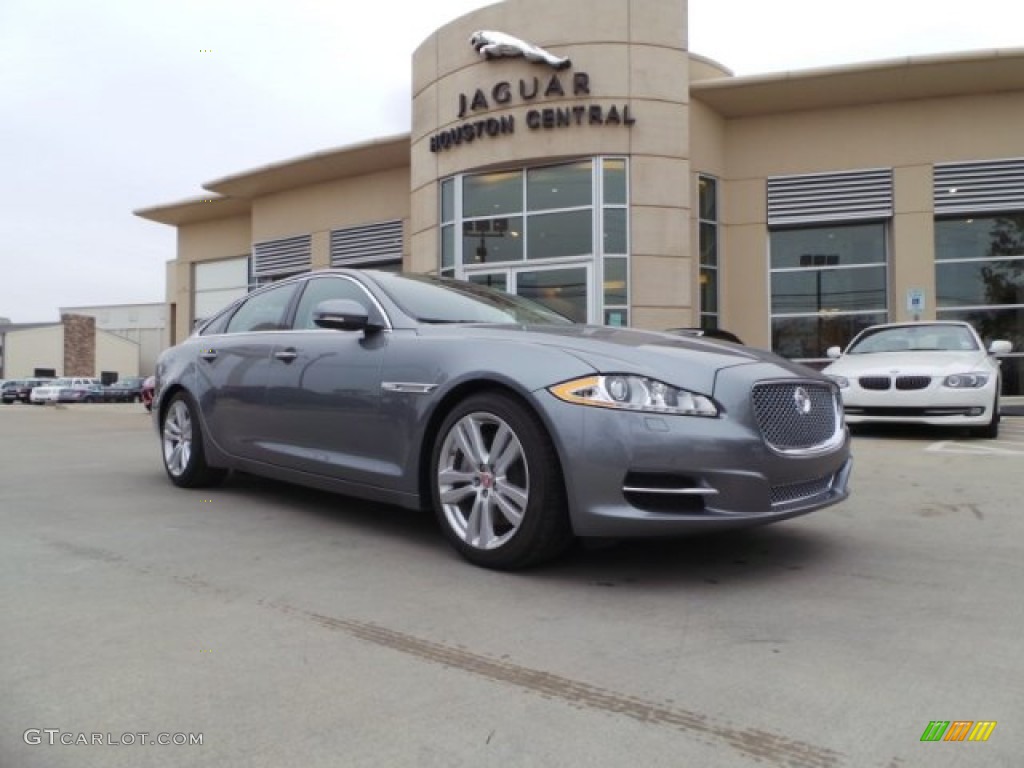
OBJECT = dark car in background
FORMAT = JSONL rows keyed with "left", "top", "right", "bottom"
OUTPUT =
{"left": 103, "top": 377, "right": 147, "bottom": 403}
{"left": 57, "top": 383, "right": 106, "bottom": 404}
{"left": 153, "top": 270, "right": 852, "bottom": 570}
{"left": 666, "top": 327, "right": 745, "bottom": 345}
{"left": 1, "top": 378, "right": 54, "bottom": 404}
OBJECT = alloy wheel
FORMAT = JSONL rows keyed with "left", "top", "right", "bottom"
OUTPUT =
{"left": 437, "top": 412, "right": 530, "bottom": 551}
{"left": 162, "top": 399, "right": 193, "bottom": 477}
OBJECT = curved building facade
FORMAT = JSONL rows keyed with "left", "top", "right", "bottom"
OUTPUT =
{"left": 409, "top": 0, "right": 690, "bottom": 329}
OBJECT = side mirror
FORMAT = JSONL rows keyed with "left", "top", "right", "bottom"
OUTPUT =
{"left": 826, "top": 346, "right": 842, "bottom": 359}
{"left": 988, "top": 339, "right": 1012, "bottom": 355}
{"left": 312, "top": 299, "right": 384, "bottom": 333}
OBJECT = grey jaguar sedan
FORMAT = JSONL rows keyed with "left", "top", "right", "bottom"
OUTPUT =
{"left": 153, "top": 270, "right": 852, "bottom": 569}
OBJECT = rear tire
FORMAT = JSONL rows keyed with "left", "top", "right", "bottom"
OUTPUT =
{"left": 160, "top": 393, "right": 226, "bottom": 488}
{"left": 431, "top": 392, "right": 573, "bottom": 570}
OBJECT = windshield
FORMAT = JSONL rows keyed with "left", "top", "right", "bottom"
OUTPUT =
{"left": 848, "top": 324, "right": 979, "bottom": 354}
{"left": 374, "top": 273, "right": 574, "bottom": 326}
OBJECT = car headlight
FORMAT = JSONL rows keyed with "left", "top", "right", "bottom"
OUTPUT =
{"left": 826, "top": 374, "right": 849, "bottom": 389}
{"left": 549, "top": 375, "right": 718, "bottom": 416}
{"left": 943, "top": 372, "right": 989, "bottom": 389}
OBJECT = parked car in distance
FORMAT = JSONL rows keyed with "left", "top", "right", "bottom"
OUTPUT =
{"left": 141, "top": 376, "right": 156, "bottom": 412}
{"left": 666, "top": 327, "right": 744, "bottom": 345}
{"left": 2, "top": 380, "right": 24, "bottom": 404}
{"left": 2, "top": 378, "right": 54, "bottom": 404}
{"left": 58, "top": 382, "right": 105, "bottom": 403}
{"left": 153, "top": 269, "right": 852, "bottom": 570}
{"left": 103, "top": 377, "right": 147, "bottom": 403}
{"left": 822, "top": 321, "right": 1011, "bottom": 438}
{"left": 30, "top": 377, "right": 103, "bottom": 404}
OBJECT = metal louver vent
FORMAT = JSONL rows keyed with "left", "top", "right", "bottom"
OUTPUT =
{"left": 331, "top": 220, "right": 403, "bottom": 267}
{"left": 252, "top": 234, "right": 312, "bottom": 278}
{"left": 768, "top": 169, "right": 892, "bottom": 226}
{"left": 934, "top": 158, "right": 1024, "bottom": 214}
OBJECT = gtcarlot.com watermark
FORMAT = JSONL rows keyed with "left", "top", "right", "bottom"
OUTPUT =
{"left": 24, "top": 729, "right": 203, "bottom": 747}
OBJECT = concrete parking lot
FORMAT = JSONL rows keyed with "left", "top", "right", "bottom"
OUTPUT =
{"left": 1, "top": 403, "right": 1021, "bottom": 767}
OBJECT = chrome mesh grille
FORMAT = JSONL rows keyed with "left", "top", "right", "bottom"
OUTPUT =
{"left": 770, "top": 473, "right": 835, "bottom": 507}
{"left": 895, "top": 376, "right": 931, "bottom": 390}
{"left": 751, "top": 382, "right": 838, "bottom": 451}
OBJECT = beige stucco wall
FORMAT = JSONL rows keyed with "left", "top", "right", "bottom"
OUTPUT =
{"left": 172, "top": 214, "right": 251, "bottom": 340}
{"left": 250, "top": 170, "right": 410, "bottom": 246}
{"left": 411, "top": 0, "right": 691, "bottom": 326}
{"left": 4, "top": 326, "right": 64, "bottom": 377}
{"left": 698, "top": 89, "right": 1024, "bottom": 347}
{"left": 96, "top": 330, "right": 140, "bottom": 379}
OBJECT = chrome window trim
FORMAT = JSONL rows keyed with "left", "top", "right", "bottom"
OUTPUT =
{"left": 292, "top": 274, "right": 395, "bottom": 333}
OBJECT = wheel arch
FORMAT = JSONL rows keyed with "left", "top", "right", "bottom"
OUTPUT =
{"left": 415, "top": 378, "right": 568, "bottom": 512}
{"left": 156, "top": 384, "right": 228, "bottom": 468}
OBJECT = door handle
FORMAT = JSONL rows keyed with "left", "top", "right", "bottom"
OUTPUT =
{"left": 199, "top": 349, "right": 218, "bottom": 362}
{"left": 274, "top": 348, "right": 298, "bottom": 363}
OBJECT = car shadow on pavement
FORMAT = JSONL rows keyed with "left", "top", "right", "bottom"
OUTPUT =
{"left": 222, "top": 470, "right": 447, "bottom": 543}
{"left": 215, "top": 471, "right": 839, "bottom": 586}
{"left": 848, "top": 423, "right": 984, "bottom": 441}
{"left": 540, "top": 525, "right": 839, "bottom": 588}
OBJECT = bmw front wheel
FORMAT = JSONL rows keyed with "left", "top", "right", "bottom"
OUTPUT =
{"left": 161, "top": 393, "right": 226, "bottom": 488}
{"left": 431, "top": 392, "right": 572, "bottom": 570}
{"left": 972, "top": 394, "right": 1000, "bottom": 439}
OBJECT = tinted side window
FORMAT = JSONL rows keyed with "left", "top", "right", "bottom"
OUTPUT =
{"left": 199, "top": 304, "right": 236, "bottom": 336}
{"left": 225, "top": 283, "right": 298, "bottom": 334}
{"left": 292, "top": 277, "right": 384, "bottom": 330}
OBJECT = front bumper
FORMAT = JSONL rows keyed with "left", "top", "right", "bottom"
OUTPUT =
{"left": 536, "top": 366, "right": 852, "bottom": 538}
{"left": 840, "top": 383, "right": 996, "bottom": 426}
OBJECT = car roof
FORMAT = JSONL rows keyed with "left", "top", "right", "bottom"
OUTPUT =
{"left": 862, "top": 320, "right": 973, "bottom": 331}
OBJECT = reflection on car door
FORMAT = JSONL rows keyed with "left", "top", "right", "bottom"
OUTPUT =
{"left": 262, "top": 276, "right": 394, "bottom": 485}
{"left": 199, "top": 282, "right": 299, "bottom": 461}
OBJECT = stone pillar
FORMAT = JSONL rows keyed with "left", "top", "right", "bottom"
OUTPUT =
{"left": 61, "top": 314, "right": 96, "bottom": 376}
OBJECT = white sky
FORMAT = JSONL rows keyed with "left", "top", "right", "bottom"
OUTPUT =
{"left": 1, "top": 0, "right": 1021, "bottom": 323}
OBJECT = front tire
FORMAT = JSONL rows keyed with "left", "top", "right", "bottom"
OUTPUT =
{"left": 161, "top": 393, "right": 226, "bottom": 488}
{"left": 972, "top": 395, "right": 1000, "bottom": 439}
{"left": 431, "top": 392, "right": 573, "bottom": 570}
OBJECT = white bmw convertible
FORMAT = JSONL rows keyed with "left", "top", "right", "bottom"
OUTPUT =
{"left": 822, "top": 321, "right": 1012, "bottom": 438}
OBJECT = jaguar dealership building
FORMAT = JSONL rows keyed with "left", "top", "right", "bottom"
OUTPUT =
{"left": 135, "top": 0, "right": 1024, "bottom": 394}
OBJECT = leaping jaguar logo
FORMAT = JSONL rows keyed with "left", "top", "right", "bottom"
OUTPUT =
{"left": 469, "top": 30, "right": 571, "bottom": 70}
{"left": 793, "top": 387, "right": 813, "bottom": 416}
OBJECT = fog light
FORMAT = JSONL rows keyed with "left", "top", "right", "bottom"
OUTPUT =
{"left": 967, "top": 407, "right": 983, "bottom": 416}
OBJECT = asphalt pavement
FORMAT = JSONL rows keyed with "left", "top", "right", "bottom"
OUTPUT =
{"left": 2, "top": 404, "right": 1022, "bottom": 767}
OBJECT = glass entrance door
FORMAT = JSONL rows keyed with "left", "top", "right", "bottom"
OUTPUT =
{"left": 467, "top": 263, "right": 591, "bottom": 323}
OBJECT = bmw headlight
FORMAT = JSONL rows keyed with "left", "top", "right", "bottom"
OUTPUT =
{"left": 549, "top": 375, "right": 718, "bottom": 416}
{"left": 826, "top": 374, "right": 849, "bottom": 389}
{"left": 943, "top": 372, "right": 989, "bottom": 389}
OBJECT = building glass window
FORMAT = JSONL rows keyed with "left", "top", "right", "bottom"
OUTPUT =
{"left": 698, "top": 176, "right": 719, "bottom": 330}
{"left": 463, "top": 171, "right": 522, "bottom": 218}
{"left": 936, "top": 212, "right": 1024, "bottom": 395}
{"left": 440, "top": 157, "right": 629, "bottom": 325}
{"left": 770, "top": 222, "right": 888, "bottom": 360}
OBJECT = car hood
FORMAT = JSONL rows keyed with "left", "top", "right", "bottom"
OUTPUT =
{"left": 823, "top": 350, "right": 992, "bottom": 377}
{"left": 418, "top": 324, "right": 818, "bottom": 393}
